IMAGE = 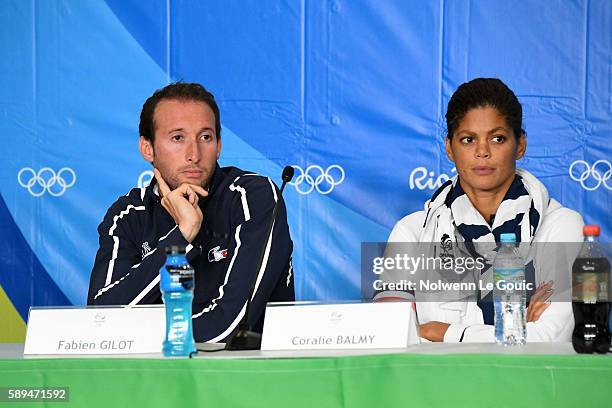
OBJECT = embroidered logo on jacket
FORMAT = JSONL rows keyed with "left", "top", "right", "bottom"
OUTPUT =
{"left": 141, "top": 241, "right": 152, "bottom": 259}
{"left": 208, "top": 246, "right": 228, "bottom": 262}
{"left": 439, "top": 233, "right": 453, "bottom": 262}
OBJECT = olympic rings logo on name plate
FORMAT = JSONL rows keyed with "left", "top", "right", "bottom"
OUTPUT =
{"left": 568, "top": 160, "right": 612, "bottom": 191}
{"left": 289, "top": 164, "right": 345, "bottom": 195}
{"left": 17, "top": 167, "right": 77, "bottom": 197}
{"left": 138, "top": 170, "right": 154, "bottom": 189}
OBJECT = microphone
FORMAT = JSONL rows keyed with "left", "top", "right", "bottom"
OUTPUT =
{"left": 225, "top": 166, "right": 294, "bottom": 350}
{"left": 281, "top": 165, "right": 294, "bottom": 185}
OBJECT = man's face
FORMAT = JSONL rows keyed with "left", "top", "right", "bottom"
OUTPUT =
{"left": 139, "top": 99, "right": 221, "bottom": 190}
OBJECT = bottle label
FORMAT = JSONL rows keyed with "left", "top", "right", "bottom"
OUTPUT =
{"left": 573, "top": 272, "right": 609, "bottom": 302}
{"left": 494, "top": 268, "right": 527, "bottom": 293}
{"left": 494, "top": 267, "right": 524, "bottom": 278}
{"left": 164, "top": 264, "right": 194, "bottom": 291}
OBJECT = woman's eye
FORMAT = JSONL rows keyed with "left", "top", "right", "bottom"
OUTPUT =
{"left": 459, "top": 137, "right": 473, "bottom": 144}
{"left": 491, "top": 135, "right": 506, "bottom": 143}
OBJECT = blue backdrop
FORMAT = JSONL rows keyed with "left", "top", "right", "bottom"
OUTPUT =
{"left": 0, "top": 0, "right": 610, "bottom": 336}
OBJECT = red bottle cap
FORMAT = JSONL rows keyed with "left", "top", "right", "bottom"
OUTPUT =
{"left": 583, "top": 225, "right": 600, "bottom": 236}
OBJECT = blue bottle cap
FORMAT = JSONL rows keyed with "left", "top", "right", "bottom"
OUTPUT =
{"left": 500, "top": 233, "right": 516, "bottom": 243}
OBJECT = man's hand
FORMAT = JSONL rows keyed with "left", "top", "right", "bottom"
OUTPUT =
{"left": 154, "top": 168, "right": 208, "bottom": 243}
{"left": 527, "top": 280, "right": 553, "bottom": 322}
{"left": 419, "top": 321, "right": 450, "bottom": 342}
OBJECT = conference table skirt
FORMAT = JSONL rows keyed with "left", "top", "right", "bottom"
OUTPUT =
{"left": 1, "top": 345, "right": 612, "bottom": 407}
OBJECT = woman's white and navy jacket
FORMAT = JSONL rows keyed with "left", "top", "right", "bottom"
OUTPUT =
{"left": 375, "top": 199, "right": 583, "bottom": 343}
{"left": 87, "top": 164, "right": 294, "bottom": 343}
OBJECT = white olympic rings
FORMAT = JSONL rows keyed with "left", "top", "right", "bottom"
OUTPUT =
{"left": 17, "top": 167, "right": 77, "bottom": 197}
{"left": 568, "top": 160, "right": 612, "bottom": 191}
{"left": 138, "top": 170, "right": 154, "bottom": 188}
{"left": 289, "top": 164, "right": 345, "bottom": 195}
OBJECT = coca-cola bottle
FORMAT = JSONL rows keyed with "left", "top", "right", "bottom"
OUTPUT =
{"left": 572, "top": 225, "right": 611, "bottom": 354}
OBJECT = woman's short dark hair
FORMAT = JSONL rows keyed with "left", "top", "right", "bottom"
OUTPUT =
{"left": 139, "top": 82, "right": 221, "bottom": 142}
{"left": 445, "top": 78, "right": 524, "bottom": 140}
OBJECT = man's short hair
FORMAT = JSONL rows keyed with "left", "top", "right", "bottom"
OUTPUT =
{"left": 139, "top": 82, "right": 221, "bottom": 142}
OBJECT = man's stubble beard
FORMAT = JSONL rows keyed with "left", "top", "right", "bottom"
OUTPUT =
{"left": 165, "top": 170, "right": 212, "bottom": 192}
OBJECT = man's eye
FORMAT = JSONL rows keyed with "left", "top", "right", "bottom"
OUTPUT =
{"left": 459, "top": 137, "right": 473, "bottom": 144}
{"left": 200, "top": 133, "right": 215, "bottom": 142}
{"left": 171, "top": 135, "right": 184, "bottom": 141}
{"left": 491, "top": 135, "right": 506, "bottom": 143}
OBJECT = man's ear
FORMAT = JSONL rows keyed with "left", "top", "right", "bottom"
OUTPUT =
{"left": 139, "top": 136, "right": 155, "bottom": 163}
{"left": 216, "top": 137, "right": 222, "bottom": 161}
{"left": 516, "top": 133, "right": 527, "bottom": 160}
{"left": 445, "top": 137, "right": 455, "bottom": 162}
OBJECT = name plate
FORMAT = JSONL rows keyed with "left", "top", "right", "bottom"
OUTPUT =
{"left": 261, "top": 302, "right": 419, "bottom": 351}
{"left": 24, "top": 306, "right": 165, "bottom": 355}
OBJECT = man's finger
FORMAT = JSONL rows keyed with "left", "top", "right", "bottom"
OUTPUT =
{"left": 184, "top": 185, "right": 197, "bottom": 205}
{"left": 174, "top": 183, "right": 208, "bottom": 203}
{"left": 185, "top": 183, "right": 208, "bottom": 197}
{"left": 169, "top": 184, "right": 200, "bottom": 209}
{"left": 154, "top": 168, "right": 172, "bottom": 197}
{"left": 173, "top": 183, "right": 197, "bottom": 198}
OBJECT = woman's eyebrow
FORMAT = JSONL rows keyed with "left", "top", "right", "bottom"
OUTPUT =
{"left": 487, "top": 126, "right": 508, "bottom": 134}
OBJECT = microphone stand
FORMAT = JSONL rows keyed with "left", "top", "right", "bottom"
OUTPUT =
{"left": 225, "top": 166, "right": 294, "bottom": 350}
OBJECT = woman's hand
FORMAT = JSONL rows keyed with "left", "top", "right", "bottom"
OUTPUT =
{"left": 418, "top": 321, "right": 450, "bottom": 342}
{"left": 527, "top": 280, "right": 553, "bottom": 322}
{"left": 418, "top": 281, "right": 553, "bottom": 342}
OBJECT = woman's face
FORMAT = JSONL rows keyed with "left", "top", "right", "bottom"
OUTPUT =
{"left": 445, "top": 106, "right": 526, "bottom": 194}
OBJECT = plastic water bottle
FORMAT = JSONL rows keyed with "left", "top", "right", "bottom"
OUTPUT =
{"left": 572, "top": 225, "right": 610, "bottom": 354}
{"left": 493, "top": 233, "right": 527, "bottom": 346}
{"left": 161, "top": 246, "right": 196, "bottom": 357}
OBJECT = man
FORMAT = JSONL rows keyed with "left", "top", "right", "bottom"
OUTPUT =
{"left": 88, "top": 82, "right": 294, "bottom": 343}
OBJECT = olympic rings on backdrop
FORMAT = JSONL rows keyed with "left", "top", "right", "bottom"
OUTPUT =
{"left": 569, "top": 160, "right": 612, "bottom": 191}
{"left": 17, "top": 167, "right": 76, "bottom": 197}
{"left": 289, "top": 164, "right": 345, "bottom": 195}
{"left": 138, "top": 170, "right": 154, "bottom": 189}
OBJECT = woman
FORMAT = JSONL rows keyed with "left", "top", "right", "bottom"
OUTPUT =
{"left": 377, "top": 78, "right": 583, "bottom": 342}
